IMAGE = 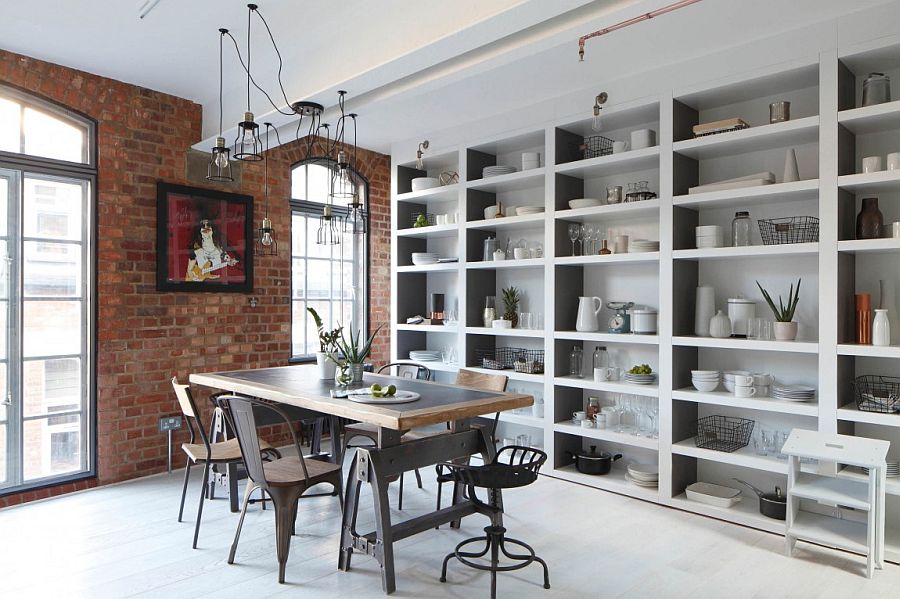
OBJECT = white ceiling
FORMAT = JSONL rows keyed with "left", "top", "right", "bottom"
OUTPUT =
{"left": 0, "top": 0, "right": 894, "bottom": 153}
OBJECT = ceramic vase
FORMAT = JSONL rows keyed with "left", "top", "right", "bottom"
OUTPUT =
{"left": 873, "top": 309, "right": 891, "bottom": 346}
{"left": 774, "top": 321, "right": 798, "bottom": 341}
{"left": 348, "top": 363, "right": 365, "bottom": 383}
{"left": 856, "top": 197, "right": 884, "bottom": 240}
{"left": 316, "top": 352, "right": 337, "bottom": 380}
{"left": 709, "top": 310, "right": 732, "bottom": 339}
{"left": 695, "top": 285, "right": 716, "bottom": 337}
{"left": 783, "top": 148, "right": 800, "bottom": 183}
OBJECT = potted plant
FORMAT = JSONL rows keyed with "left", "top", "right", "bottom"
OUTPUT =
{"left": 331, "top": 324, "right": 384, "bottom": 384}
{"left": 501, "top": 286, "right": 521, "bottom": 328}
{"left": 756, "top": 279, "right": 801, "bottom": 341}
{"left": 307, "top": 307, "right": 342, "bottom": 380}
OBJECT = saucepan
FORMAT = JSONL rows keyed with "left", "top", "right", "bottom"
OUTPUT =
{"left": 567, "top": 445, "right": 622, "bottom": 475}
{"left": 733, "top": 478, "right": 786, "bottom": 520}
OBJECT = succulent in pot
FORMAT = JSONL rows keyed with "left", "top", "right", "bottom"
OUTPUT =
{"left": 756, "top": 278, "right": 801, "bottom": 341}
{"left": 330, "top": 324, "right": 384, "bottom": 385}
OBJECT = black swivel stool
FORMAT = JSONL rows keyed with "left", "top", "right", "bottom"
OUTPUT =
{"left": 437, "top": 445, "right": 550, "bottom": 599}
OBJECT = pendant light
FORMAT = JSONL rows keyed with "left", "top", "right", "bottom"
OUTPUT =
{"left": 233, "top": 4, "right": 263, "bottom": 162}
{"left": 207, "top": 28, "right": 234, "bottom": 182}
{"left": 317, "top": 122, "right": 342, "bottom": 245}
{"left": 343, "top": 113, "right": 367, "bottom": 235}
{"left": 416, "top": 140, "right": 429, "bottom": 169}
{"left": 255, "top": 122, "right": 277, "bottom": 256}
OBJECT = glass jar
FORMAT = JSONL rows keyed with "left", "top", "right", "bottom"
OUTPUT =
{"left": 483, "top": 296, "right": 496, "bottom": 328}
{"left": 624, "top": 182, "right": 639, "bottom": 202}
{"left": 592, "top": 345, "right": 608, "bottom": 371}
{"left": 862, "top": 72, "right": 891, "bottom": 107}
{"left": 569, "top": 346, "right": 584, "bottom": 378}
{"left": 732, "top": 211, "right": 751, "bottom": 247}
{"left": 586, "top": 397, "right": 601, "bottom": 421}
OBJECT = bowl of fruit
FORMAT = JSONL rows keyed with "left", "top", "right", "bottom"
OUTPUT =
{"left": 624, "top": 364, "right": 657, "bottom": 385}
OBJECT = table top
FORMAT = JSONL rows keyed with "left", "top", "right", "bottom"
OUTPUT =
{"left": 189, "top": 364, "right": 532, "bottom": 430}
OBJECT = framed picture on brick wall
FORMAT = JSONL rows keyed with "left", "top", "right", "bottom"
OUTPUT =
{"left": 156, "top": 182, "right": 254, "bottom": 292}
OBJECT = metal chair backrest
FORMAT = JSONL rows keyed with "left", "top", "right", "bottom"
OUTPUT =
{"left": 171, "top": 376, "right": 212, "bottom": 450}
{"left": 377, "top": 362, "right": 432, "bottom": 380}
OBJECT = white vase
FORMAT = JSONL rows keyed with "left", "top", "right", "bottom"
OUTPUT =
{"left": 773, "top": 321, "right": 798, "bottom": 341}
{"left": 316, "top": 352, "right": 337, "bottom": 380}
{"left": 695, "top": 285, "right": 715, "bottom": 337}
{"left": 783, "top": 148, "right": 800, "bottom": 183}
{"left": 873, "top": 309, "right": 891, "bottom": 346}
{"left": 709, "top": 310, "right": 732, "bottom": 339}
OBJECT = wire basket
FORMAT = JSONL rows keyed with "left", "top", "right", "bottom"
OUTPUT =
{"left": 475, "top": 348, "right": 513, "bottom": 370}
{"left": 474, "top": 347, "right": 544, "bottom": 373}
{"left": 758, "top": 216, "right": 819, "bottom": 245}
{"left": 409, "top": 212, "right": 436, "bottom": 227}
{"left": 694, "top": 415, "right": 755, "bottom": 453}
{"left": 579, "top": 135, "right": 614, "bottom": 159}
{"left": 512, "top": 348, "right": 545, "bottom": 374}
{"left": 853, "top": 375, "right": 900, "bottom": 414}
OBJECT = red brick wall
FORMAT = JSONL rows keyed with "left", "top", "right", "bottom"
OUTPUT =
{"left": 0, "top": 49, "right": 391, "bottom": 507}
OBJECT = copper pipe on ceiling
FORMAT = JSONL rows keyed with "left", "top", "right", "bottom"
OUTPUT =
{"left": 578, "top": 0, "right": 702, "bottom": 61}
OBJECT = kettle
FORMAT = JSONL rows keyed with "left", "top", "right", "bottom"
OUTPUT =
{"left": 575, "top": 296, "right": 603, "bottom": 332}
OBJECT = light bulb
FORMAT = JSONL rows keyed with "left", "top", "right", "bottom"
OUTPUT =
{"left": 241, "top": 128, "right": 255, "bottom": 146}
{"left": 214, "top": 150, "right": 229, "bottom": 169}
{"left": 261, "top": 231, "right": 273, "bottom": 246}
{"left": 591, "top": 113, "right": 602, "bottom": 132}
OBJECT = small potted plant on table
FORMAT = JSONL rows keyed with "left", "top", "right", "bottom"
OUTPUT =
{"left": 332, "top": 325, "right": 384, "bottom": 384}
{"left": 307, "top": 307, "right": 342, "bottom": 380}
{"left": 756, "top": 279, "right": 801, "bottom": 341}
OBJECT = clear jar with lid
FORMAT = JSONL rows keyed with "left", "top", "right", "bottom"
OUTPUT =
{"left": 569, "top": 346, "right": 584, "bottom": 378}
{"left": 586, "top": 397, "right": 601, "bottom": 421}
{"left": 732, "top": 211, "right": 752, "bottom": 247}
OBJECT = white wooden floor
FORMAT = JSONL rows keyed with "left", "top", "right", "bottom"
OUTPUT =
{"left": 2, "top": 452, "right": 899, "bottom": 599}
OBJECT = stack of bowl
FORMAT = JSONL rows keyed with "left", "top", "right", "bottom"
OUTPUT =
{"left": 696, "top": 225, "right": 723, "bottom": 249}
{"left": 723, "top": 370, "right": 751, "bottom": 393}
{"left": 691, "top": 370, "right": 721, "bottom": 392}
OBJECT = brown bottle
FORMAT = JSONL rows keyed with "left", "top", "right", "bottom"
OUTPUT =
{"left": 599, "top": 239, "right": 612, "bottom": 255}
{"left": 856, "top": 293, "right": 872, "bottom": 345}
{"left": 856, "top": 197, "right": 883, "bottom": 240}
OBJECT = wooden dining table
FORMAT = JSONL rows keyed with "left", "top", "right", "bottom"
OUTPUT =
{"left": 190, "top": 364, "right": 532, "bottom": 594}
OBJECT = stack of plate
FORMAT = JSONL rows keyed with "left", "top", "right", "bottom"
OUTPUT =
{"left": 483, "top": 165, "right": 517, "bottom": 178}
{"left": 411, "top": 252, "right": 439, "bottom": 265}
{"left": 409, "top": 350, "right": 441, "bottom": 362}
{"left": 626, "top": 463, "right": 659, "bottom": 488}
{"left": 888, "top": 461, "right": 900, "bottom": 478}
{"left": 772, "top": 384, "right": 815, "bottom": 402}
{"left": 568, "top": 198, "right": 602, "bottom": 209}
{"left": 516, "top": 206, "right": 545, "bottom": 215}
{"left": 691, "top": 370, "right": 721, "bottom": 392}
{"left": 624, "top": 371, "right": 657, "bottom": 385}
{"left": 629, "top": 239, "right": 660, "bottom": 253}
{"left": 696, "top": 225, "right": 723, "bottom": 249}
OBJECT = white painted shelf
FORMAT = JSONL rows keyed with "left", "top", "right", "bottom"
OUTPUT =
{"left": 673, "top": 243, "right": 818, "bottom": 260}
{"left": 673, "top": 116, "right": 819, "bottom": 160}
{"left": 553, "top": 421, "right": 659, "bottom": 450}
{"left": 466, "top": 168, "right": 545, "bottom": 192}
{"left": 672, "top": 438, "right": 814, "bottom": 475}
{"left": 787, "top": 511, "right": 869, "bottom": 555}
{"left": 396, "top": 183, "right": 459, "bottom": 203}
{"left": 836, "top": 343, "right": 900, "bottom": 358}
{"left": 465, "top": 366, "right": 544, "bottom": 384}
{"left": 837, "top": 239, "right": 900, "bottom": 255}
{"left": 466, "top": 213, "right": 545, "bottom": 230}
{"left": 554, "top": 252, "right": 659, "bottom": 265}
{"left": 553, "top": 147, "right": 660, "bottom": 178}
{"left": 395, "top": 324, "right": 457, "bottom": 333}
{"left": 465, "top": 326, "right": 545, "bottom": 338}
{"left": 551, "top": 464, "right": 659, "bottom": 503}
{"left": 396, "top": 224, "right": 458, "bottom": 238}
{"left": 554, "top": 331, "right": 659, "bottom": 345}
{"left": 554, "top": 376, "right": 659, "bottom": 398}
{"left": 670, "top": 493, "right": 784, "bottom": 534}
{"left": 672, "top": 336, "right": 819, "bottom": 354}
{"left": 838, "top": 170, "right": 900, "bottom": 193}
{"left": 673, "top": 179, "right": 820, "bottom": 209}
{"left": 836, "top": 467, "right": 900, "bottom": 497}
{"left": 836, "top": 404, "right": 900, "bottom": 427}
{"left": 397, "top": 263, "right": 459, "bottom": 273}
{"left": 672, "top": 388, "right": 818, "bottom": 417}
{"left": 837, "top": 100, "right": 900, "bottom": 135}
{"left": 554, "top": 199, "right": 659, "bottom": 222}
{"left": 498, "top": 410, "right": 543, "bottom": 428}
{"left": 466, "top": 258, "right": 544, "bottom": 270}
{"left": 790, "top": 473, "right": 871, "bottom": 510}
{"left": 395, "top": 359, "right": 459, "bottom": 373}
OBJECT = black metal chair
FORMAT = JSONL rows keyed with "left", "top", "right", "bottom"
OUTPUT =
{"left": 219, "top": 395, "right": 343, "bottom": 584}
{"left": 437, "top": 445, "right": 550, "bottom": 599}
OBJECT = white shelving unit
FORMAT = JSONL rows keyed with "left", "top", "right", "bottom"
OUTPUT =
{"left": 390, "top": 41, "right": 900, "bottom": 563}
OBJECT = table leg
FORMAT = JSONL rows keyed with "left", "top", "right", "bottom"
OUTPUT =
{"left": 338, "top": 451, "right": 362, "bottom": 572}
{"left": 369, "top": 451, "right": 397, "bottom": 594}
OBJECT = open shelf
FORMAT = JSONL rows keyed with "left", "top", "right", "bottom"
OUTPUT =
{"left": 465, "top": 366, "right": 545, "bottom": 384}
{"left": 836, "top": 404, "right": 900, "bottom": 428}
{"left": 837, "top": 170, "right": 900, "bottom": 193}
{"left": 836, "top": 343, "right": 900, "bottom": 358}
{"left": 554, "top": 199, "right": 659, "bottom": 222}
{"left": 837, "top": 99, "right": 900, "bottom": 135}
{"left": 837, "top": 239, "right": 900, "bottom": 255}
{"left": 466, "top": 258, "right": 544, "bottom": 270}
{"left": 551, "top": 464, "right": 659, "bottom": 502}
{"left": 466, "top": 213, "right": 545, "bottom": 230}
{"left": 554, "top": 331, "right": 659, "bottom": 345}
{"left": 672, "top": 336, "right": 819, "bottom": 354}
{"left": 670, "top": 492, "right": 784, "bottom": 534}
{"left": 788, "top": 511, "right": 868, "bottom": 555}
{"left": 395, "top": 324, "right": 457, "bottom": 333}
{"left": 673, "top": 180, "right": 820, "bottom": 209}
{"left": 498, "top": 411, "right": 544, "bottom": 428}
{"left": 673, "top": 243, "right": 818, "bottom": 261}
{"left": 397, "top": 263, "right": 459, "bottom": 273}
{"left": 465, "top": 326, "right": 545, "bottom": 338}
{"left": 553, "top": 147, "right": 660, "bottom": 178}
{"left": 555, "top": 376, "right": 659, "bottom": 398}
{"left": 672, "top": 388, "right": 818, "bottom": 417}
{"left": 396, "top": 183, "right": 460, "bottom": 203}
{"left": 554, "top": 252, "right": 659, "bottom": 265}
{"left": 672, "top": 437, "right": 808, "bottom": 475}
{"left": 466, "top": 168, "right": 545, "bottom": 192}
{"left": 672, "top": 116, "right": 819, "bottom": 160}
{"left": 396, "top": 223, "right": 459, "bottom": 238}
{"left": 553, "top": 421, "right": 659, "bottom": 450}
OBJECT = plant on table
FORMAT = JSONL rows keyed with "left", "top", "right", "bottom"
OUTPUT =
{"left": 330, "top": 324, "right": 384, "bottom": 384}
{"left": 307, "top": 307, "right": 342, "bottom": 354}
{"left": 502, "top": 286, "right": 521, "bottom": 328}
{"left": 756, "top": 278, "right": 801, "bottom": 341}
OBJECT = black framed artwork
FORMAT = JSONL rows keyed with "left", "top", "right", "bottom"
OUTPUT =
{"left": 156, "top": 182, "right": 254, "bottom": 292}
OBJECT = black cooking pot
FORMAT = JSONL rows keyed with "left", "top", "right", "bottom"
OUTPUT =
{"left": 733, "top": 478, "right": 786, "bottom": 520}
{"left": 567, "top": 445, "right": 622, "bottom": 475}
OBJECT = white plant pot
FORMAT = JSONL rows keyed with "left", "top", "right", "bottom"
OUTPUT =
{"left": 315, "top": 352, "right": 337, "bottom": 380}
{"left": 773, "top": 321, "right": 798, "bottom": 341}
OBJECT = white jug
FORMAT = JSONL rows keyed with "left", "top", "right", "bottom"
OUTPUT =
{"left": 576, "top": 296, "right": 603, "bottom": 332}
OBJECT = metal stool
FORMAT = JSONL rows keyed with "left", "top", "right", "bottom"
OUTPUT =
{"left": 437, "top": 445, "right": 550, "bottom": 599}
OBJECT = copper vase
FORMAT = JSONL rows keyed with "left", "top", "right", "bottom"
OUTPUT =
{"left": 856, "top": 293, "right": 872, "bottom": 345}
{"left": 856, "top": 197, "right": 883, "bottom": 240}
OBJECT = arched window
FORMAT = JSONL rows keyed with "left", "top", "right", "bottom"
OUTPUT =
{"left": 290, "top": 158, "right": 368, "bottom": 360}
{"left": 0, "top": 84, "right": 96, "bottom": 493}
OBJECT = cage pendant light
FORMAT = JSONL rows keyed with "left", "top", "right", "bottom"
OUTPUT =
{"left": 343, "top": 114, "right": 366, "bottom": 234}
{"left": 233, "top": 4, "right": 263, "bottom": 162}
{"left": 317, "top": 204, "right": 341, "bottom": 245}
{"left": 207, "top": 29, "right": 234, "bottom": 182}
{"left": 255, "top": 123, "right": 277, "bottom": 256}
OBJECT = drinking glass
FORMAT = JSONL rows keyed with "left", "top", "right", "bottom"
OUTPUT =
{"left": 534, "top": 312, "right": 544, "bottom": 330}
{"left": 578, "top": 224, "right": 586, "bottom": 255}
{"left": 516, "top": 433, "right": 532, "bottom": 448}
{"left": 633, "top": 397, "right": 648, "bottom": 436}
{"left": 747, "top": 317, "right": 761, "bottom": 340}
{"left": 776, "top": 431, "right": 789, "bottom": 460}
{"left": 613, "top": 395, "right": 625, "bottom": 432}
{"left": 518, "top": 312, "right": 532, "bottom": 330}
{"left": 752, "top": 429, "right": 768, "bottom": 456}
{"left": 585, "top": 225, "right": 595, "bottom": 254}
{"left": 568, "top": 224, "right": 580, "bottom": 256}
{"left": 650, "top": 403, "right": 659, "bottom": 439}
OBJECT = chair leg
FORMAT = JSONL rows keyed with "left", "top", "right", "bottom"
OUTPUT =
{"left": 490, "top": 533, "right": 500, "bottom": 599}
{"left": 192, "top": 462, "right": 211, "bottom": 549}
{"left": 177, "top": 461, "right": 193, "bottom": 522}
{"left": 414, "top": 468, "right": 423, "bottom": 489}
{"left": 398, "top": 472, "right": 405, "bottom": 511}
{"left": 269, "top": 486, "right": 304, "bottom": 584}
{"left": 228, "top": 481, "right": 256, "bottom": 564}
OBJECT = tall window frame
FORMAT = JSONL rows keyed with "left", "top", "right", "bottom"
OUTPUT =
{"left": 0, "top": 83, "right": 97, "bottom": 495}
{"left": 290, "top": 157, "right": 369, "bottom": 361}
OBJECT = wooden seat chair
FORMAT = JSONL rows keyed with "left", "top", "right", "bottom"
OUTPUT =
{"left": 171, "top": 377, "right": 278, "bottom": 549}
{"left": 340, "top": 362, "right": 432, "bottom": 510}
{"left": 219, "top": 395, "right": 343, "bottom": 584}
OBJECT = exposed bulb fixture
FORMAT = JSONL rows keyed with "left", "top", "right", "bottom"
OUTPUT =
{"left": 343, "top": 113, "right": 366, "bottom": 235}
{"left": 255, "top": 122, "right": 277, "bottom": 256}
{"left": 416, "top": 140, "right": 429, "bottom": 169}
{"left": 317, "top": 204, "right": 342, "bottom": 245}
{"left": 330, "top": 150, "right": 355, "bottom": 201}
{"left": 591, "top": 92, "right": 608, "bottom": 132}
{"left": 207, "top": 29, "right": 234, "bottom": 182}
{"left": 233, "top": 5, "right": 263, "bottom": 161}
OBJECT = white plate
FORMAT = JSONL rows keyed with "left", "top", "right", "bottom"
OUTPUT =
{"left": 411, "top": 177, "right": 440, "bottom": 191}
{"left": 625, "top": 473, "right": 658, "bottom": 487}
{"left": 516, "top": 206, "right": 545, "bottom": 215}
{"left": 346, "top": 390, "right": 421, "bottom": 404}
{"left": 568, "top": 198, "right": 603, "bottom": 209}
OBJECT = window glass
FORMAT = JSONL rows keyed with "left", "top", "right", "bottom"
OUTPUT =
{"left": 23, "top": 176, "right": 84, "bottom": 241}
{"left": 24, "top": 358, "right": 81, "bottom": 417}
{"left": 0, "top": 97, "right": 19, "bottom": 153}
{"left": 23, "top": 107, "right": 85, "bottom": 164}
{"left": 23, "top": 241, "right": 82, "bottom": 297}
{"left": 24, "top": 415, "right": 81, "bottom": 480}
{"left": 23, "top": 300, "right": 81, "bottom": 358}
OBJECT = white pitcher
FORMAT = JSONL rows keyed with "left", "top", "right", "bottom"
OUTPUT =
{"left": 576, "top": 296, "right": 603, "bottom": 332}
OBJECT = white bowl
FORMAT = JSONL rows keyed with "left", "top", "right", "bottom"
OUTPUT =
{"left": 484, "top": 205, "right": 501, "bottom": 219}
{"left": 692, "top": 380, "right": 720, "bottom": 392}
{"left": 723, "top": 370, "right": 751, "bottom": 379}
{"left": 695, "top": 225, "right": 723, "bottom": 235}
{"left": 568, "top": 198, "right": 602, "bottom": 209}
{"left": 692, "top": 370, "right": 720, "bottom": 377}
{"left": 411, "top": 177, "right": 440, "bottom": 191}
{"left": 723, "top": 380, "right": 736, "bottom": 393}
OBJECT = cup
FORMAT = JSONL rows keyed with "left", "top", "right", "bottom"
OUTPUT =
{"left": 614, "top": 235, "right": 629, "bottom": 254}
{"left": 518, "top": 312, "right": 533, "bottom": 330}
{"left": 862, "top": 156, "right": 883, "bottom": 173}
{"left": 594, "top": 367, "right": 619, "bottom": 382}
{"left": 607, "top": 185, "right": 624, "bottom": 204}
{"left": 732, "top": 374, "right": 754, "bottom": 387}
{"left": 532, "top": 400, "right": 544, "bottom": 418}
{"left": 612, "top": 140, "right": 629, "bottom": 153}
{"left": 522, "top": 152, "right": 541, "bottom": 170}
{"left": 594, "top": 413, "right": 607, "bottom": 429}
{"left": 630, "top": 129, "right": 656, "bottom": 150}
{"left": 888, "top": 152, "right": 900, "bottom": 171}
{"left": 484, "top": 205, "right": 500, "bottom": 219}
{"left": 436, "top": 214, "right": 447, "bottom": 225}
{"left": 889, "top": 222, "right": 900, "bottom": 239}
{"left": 734, "top": 385, "right": 757, "bottom": 398}
{"left": 573, "top": 410, "right": 586, "bottom": 422}
{"left": 748, "top": 317, "right": 772, "bottom": 340}
{"left": 513, "top": 247, "right": 529, "bottom": 260}
{"left": 580, "top": 418, "right": 594, "bottom": 429}
{"left": 516, "top": 433, "right": 532, "bottom": 447}
{"left": 493, "top": 249, "right": 506, "bottom": 261}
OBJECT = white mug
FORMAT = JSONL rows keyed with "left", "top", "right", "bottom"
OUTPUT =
{"left": 630, "top": 129, "right": 656, "bottom": 150}
{"left": 594, "top": 413, "right": 607, "bottom": 429}
{"left": 513, "top": 247, "right": 529, "bottom": 260}
{"left": 573, "top": 410, "right": 586, "bottom": 422}
{"left": 752, "top": 373, "right": 773, "bottom": 386}
{"left": 888, "top": 152, "right": 900, "bottom": 171}
{"left": 612, "top": 140, "right": 629, "bottom": 153}
{"left": 734, "top": 385, "right": 757, "bottom": 398}
{"left": 733, "top": 374, "right": 754, "bottom": 387}
{"left": 594, "top": 367, "right": 620, "bottom": 382}
{"left": 614, "top": 235, "right": 629, "bottom": 254}
{"left": 436, "top": 214, "right": 447, "bottom": 225}
{"left": 580, "top": 419, "right": 594, "bottom": 428}
{"left": 493, "top": 249, "right": 506, "bottom": 261}
{"left": 862, "top": 156, "right": 883, "bottom": 173}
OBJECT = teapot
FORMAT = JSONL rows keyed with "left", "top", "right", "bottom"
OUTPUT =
{"left": 575, "top": 296, "right": 603, "bottom": 332}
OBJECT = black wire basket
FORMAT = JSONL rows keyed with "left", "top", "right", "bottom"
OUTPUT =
{"left": 474, "top": 347, "right": 544, "bottom": 373}
{"left": 758, "top": 216, "right": 819, "bottom": 245}
{"left": 694, "top": 415, "right": 755, "bottom": 453}
{"left": 853, "top": 375, "right": 900, "bottom": 414}
{"left": 512, "top": 348, "right": 545, "bottom": 374}
{"left": 409, "top": 212, "right": 436, "bottom": 227}
{"left": 579, "top": 135, "right": 614, "bottom": 159}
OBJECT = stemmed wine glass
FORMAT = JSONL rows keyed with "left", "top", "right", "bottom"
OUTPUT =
{"left": 648, "top": 401, "right": 659, "bottom": 438}
{"left": 568, "top": 224, "right": 580, "bottom": 256}
{"left": 579, "top": 224, "right": 587, "bottom": 255}
{"left": 584, "top": 225, "right": 595, "bottom": 254}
